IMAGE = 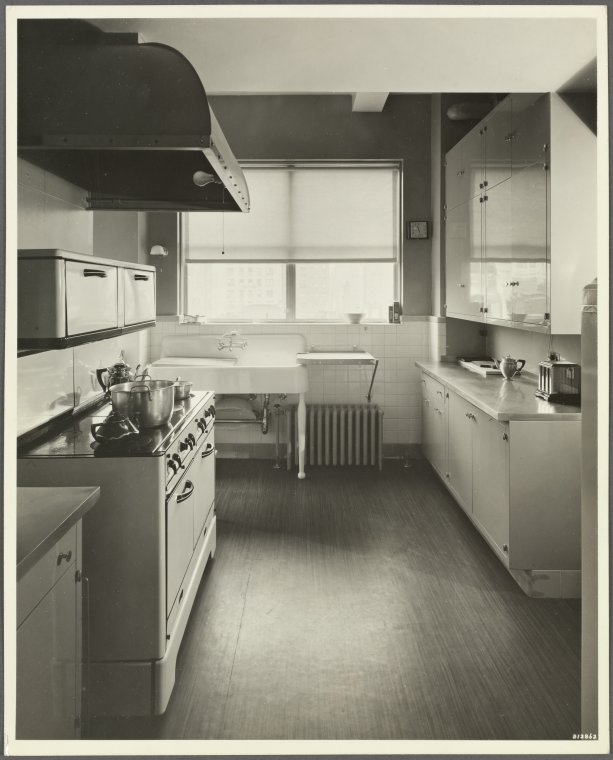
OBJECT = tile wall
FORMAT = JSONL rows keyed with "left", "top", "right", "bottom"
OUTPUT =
{"left": 147, "top": 318, "right": 446, "bottom": 455}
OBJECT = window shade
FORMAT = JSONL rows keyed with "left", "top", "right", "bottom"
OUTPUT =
{"left": 184, "top": 163, "right": 400, "bottom": 262}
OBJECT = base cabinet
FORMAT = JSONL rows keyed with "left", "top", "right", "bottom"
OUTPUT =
{"left": 420, "top": 373, "right": 580, "bottom": 596}
{"left": 17, "top": 524, "right": 82, "bottom": 739}
{"left": 472, "top": 409, "right": 510, "bottom": 560}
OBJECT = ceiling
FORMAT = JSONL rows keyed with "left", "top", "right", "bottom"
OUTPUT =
{"left": 91, "top": 13, "right": 598, "bottom": 97}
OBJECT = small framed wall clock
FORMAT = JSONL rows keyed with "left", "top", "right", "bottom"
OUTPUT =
{"left": 407, "top": 220, "right": 429, "bottom": 239}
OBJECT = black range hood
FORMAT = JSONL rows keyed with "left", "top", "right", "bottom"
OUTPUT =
{"left": 18, "top": 20, "right": 249, "bottom": 212}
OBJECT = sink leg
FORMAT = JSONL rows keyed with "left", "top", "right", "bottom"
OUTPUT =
{"left": 298, "top": 393, "right": 306, "bottom": 479}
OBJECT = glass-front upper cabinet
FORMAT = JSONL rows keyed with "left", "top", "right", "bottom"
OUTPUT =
{"left": 483, "top": 166, "right": 549, "bottom": 326}
{"left": 510, "top": 94, "right": 550, "bottom": 172}
{"left": 445, "top": 129, "right": 483, "bottom": 211}
{"left": 445, "top": 197, "right": 483, "bottom": 319}
{"left": 482, "top": 98, "right": 513, "bottom": 191}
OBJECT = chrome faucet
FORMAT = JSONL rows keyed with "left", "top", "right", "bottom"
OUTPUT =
{"left": 218, "top": 331, "right": 248, "bottom": 352}
{"left": 181, "top": 313, "right": 204, "bottom": 324}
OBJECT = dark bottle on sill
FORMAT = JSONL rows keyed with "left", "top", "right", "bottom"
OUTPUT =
{"left": 393, "top": 301, "right": 402, "bottom": 323}
{"left": 388, "top": 305, "right": 394, "bottom": 323}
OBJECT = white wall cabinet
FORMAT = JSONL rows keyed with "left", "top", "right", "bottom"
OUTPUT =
{"left": 17, "top": 524, "right": 82, "bottom": 739}
{"left": 444, "top": 92, "right": 596, "bottom": 334}
{"left": 419, "top": 372, "right": 580, "bottom": 596}
{"left": 18, "top": 249, "right": 156, "bottom": 350}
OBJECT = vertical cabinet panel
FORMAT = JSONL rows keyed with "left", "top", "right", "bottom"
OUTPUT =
{"left": 446, "top": 392, "right": 473, "bottom": 514}
{"left": 483, "top": 99, "right": 512, "bottom": 190}
{"left": 472, "top": 411, "right": 510, "bottom": 561}
{"left": 445, "top": 129, "right": 483, "bottom": 211}
{"left": 484, "top": 168, "right": 549, "bottom": 325}
{"left": 445, "top": 199, "right": 483, "bottom": 318}
{"left": 511, "top": 94, "right": 550, "bottom": 172}
{"left": 17, "top": 566, "right": 78, "bottom": 739}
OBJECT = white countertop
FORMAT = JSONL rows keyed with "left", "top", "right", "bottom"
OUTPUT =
{"left": 17, "top": 486, "right": 101, "bottom": 579}
{"left": 416, "top": 361, "right": 581, "bottom": 421}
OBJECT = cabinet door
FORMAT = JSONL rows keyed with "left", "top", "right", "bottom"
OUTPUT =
{"left": 472, "top": 411, "right": 510, "bottom": 560}
{"left": 482, "top": 100, "right": 512, "bottom": 190}
{"left": 445, "top": 199, "right": 483, "bottom": 318}
{"left": 445, "top": 141, "right": 465, "bottom": 211}
{"left": 17, "top": 567, "right": 78, "bottom": 739}
{"left": 65, "top": 260, "right": 118, "bottom": 335}
{"left": 511, "top": 94, "right": 550, "bottom": 172}
{"left": 193, "top": 437, "right": 215, "bottom": 547}
{"left": 446, "top": 130, "right": 482, "bottom": 210}
{"left": 446, "top": 392, "right": 474, "bottom": 514}
{"left": 421, "top": 395, "right": 435, "bottom": 465}
{"left": 123, "top": 268, "right": 156, "bottom": 326}
{"left": 431, "top": 398, "right": 446, "bottom": 475}
{"left": 483, "top": 170, "right": 549, "bottom": 325}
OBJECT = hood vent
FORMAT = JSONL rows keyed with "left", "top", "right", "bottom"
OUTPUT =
{"left": 18, "top": 20, "right": 249, "bottom": 212}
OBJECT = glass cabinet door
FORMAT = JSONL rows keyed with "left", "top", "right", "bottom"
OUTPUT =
{"left": 445, "top": 198, "right": 483, "bottom": 318}
{"left": 483, "top": 98, "right": 513, "bottom": 191}
{"left": 511, "top": 94, "right": 550, "bottom": 173}
{"left": 484, "top": 167, "right": 549, "bottom": 325}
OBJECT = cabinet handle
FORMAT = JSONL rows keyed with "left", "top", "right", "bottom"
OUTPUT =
{"left": 503, "top": 433, "right": 509, "bottom": 441}
{"left": 177, "top": 480, "right": 194, "bottom": 503}
{"left": 436, "top": 390, "right": 443, "bottom": 396}
{"left": 201, "top": 443, "right": 215, "bottom": 459}
{"left": 502, "top": 544, "right": 509, "bottom": 554}
{"left": 436, "top": 409, "right": 443, "bottom": 416}
{"left": 57, "top": 550, "right": 72, "bottom": 566}
{"left": 134, "top": 274, "right": 150, "bottom": 281}
{"left": 83, "top": 268, "right": 108, "bottom": 278}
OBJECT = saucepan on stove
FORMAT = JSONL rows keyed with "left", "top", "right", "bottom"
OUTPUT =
{"left": 173, "top": 377, "right": 193, "bottom": 402}
{"left": 109, "top": 380, "right": 175, "bottom": 428}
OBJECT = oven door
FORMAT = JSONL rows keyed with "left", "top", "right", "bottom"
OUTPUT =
{"left": 166, "top": 444, "right": 207, "bottom": 618}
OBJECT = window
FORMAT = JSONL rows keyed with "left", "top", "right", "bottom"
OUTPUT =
{"left": 182, "top": 162, "right": 400, "bottom": 321}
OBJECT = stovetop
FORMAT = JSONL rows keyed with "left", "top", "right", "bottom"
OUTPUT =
{"left": 18, "top": 391, "right": 214, "bottom": 458}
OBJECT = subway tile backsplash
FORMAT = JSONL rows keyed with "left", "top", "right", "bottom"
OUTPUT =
{"left": 147, "top": 319, "right": 445, "bottom": 447}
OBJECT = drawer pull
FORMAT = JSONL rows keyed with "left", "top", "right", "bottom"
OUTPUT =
{"left": 83, "top": 268, "right": 108, "bottom": 278}
{"left": 177, "top": 480, "right": 194, "bottom": 503}
{"left": 57, "top": 550, "right": 72, "bottom": 566}
{"left": 201, "top": 444, "right": 215, "bottom": 459}
{"left": 134, "top": 274, "right": 150, "bottom": 281}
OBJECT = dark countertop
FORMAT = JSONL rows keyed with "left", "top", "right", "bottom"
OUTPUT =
{"left": 416, "top": 361, "right": 581, "bottom": 421}
{"left": 17, "top": 486, "right": 100, "bottom": 579}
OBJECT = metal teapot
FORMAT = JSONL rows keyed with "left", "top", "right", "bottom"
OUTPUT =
{"left": 96, "top": 358, "right": 149, "bottom": 393}
{"left": 96, "top": 358, "right": 133, "bottom": 392}
{"left": 91, "top": 411, "right": 139, "bottom": 443}
{"left": 494, "top": 355, "right": 526, "bottom": 380}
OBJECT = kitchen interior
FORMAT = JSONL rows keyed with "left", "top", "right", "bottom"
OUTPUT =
{"left": 8, "top": 8, "right": 607, "bottom": 752}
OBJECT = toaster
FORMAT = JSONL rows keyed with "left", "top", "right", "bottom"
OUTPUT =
{"left": 535, "top": 353, "right": 581, "bottom": 404}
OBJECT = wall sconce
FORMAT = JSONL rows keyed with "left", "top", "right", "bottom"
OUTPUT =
{"left": 149, "top": 245, "right": 169, "bottom": 257}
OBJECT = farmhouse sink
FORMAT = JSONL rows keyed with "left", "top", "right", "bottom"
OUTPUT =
{"left": 150, "top": 333, "right": 309, "bottom": 478}
{"left": 149, "top": 334, "right": 308, "bottom": 394}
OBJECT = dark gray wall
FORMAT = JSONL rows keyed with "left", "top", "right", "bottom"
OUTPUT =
{"left": 210, "top": 94, "right": 432, "bottom": 315}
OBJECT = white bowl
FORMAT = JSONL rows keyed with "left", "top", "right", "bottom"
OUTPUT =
{"left": 346, "top": 312, "right": 365, "bottom": 324}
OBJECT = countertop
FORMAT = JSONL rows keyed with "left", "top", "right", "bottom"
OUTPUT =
{"left": 416, "top": 361, "right": 581, "bottom": 421}
{"left": 17, "top": 486, "right": 100, "bottom": 579}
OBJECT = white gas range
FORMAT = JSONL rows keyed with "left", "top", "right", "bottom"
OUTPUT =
{"left": 18, "top": 391, "right": 216, "bottom": 718}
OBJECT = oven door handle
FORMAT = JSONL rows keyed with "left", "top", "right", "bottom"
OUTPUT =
{"left": 201, "top": 443, "right": 215, "bottom": 459}
{"left": 176, "top": 480, "right": 195, "bottom": 503}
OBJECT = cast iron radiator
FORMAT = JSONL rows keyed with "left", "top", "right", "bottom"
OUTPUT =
{"left": 287, "top": 404, "right": 384, "bottom": 470}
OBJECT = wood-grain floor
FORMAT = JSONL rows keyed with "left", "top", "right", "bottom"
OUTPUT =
{"left": 89, "top": 458, "right": 580, "bottom": 741}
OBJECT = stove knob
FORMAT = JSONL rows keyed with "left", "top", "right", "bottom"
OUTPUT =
{"left": 187, "top": 433, "right": 196, "bottom": 446}
{"left": 167, "top": 458, "right": 179, "bottom": 475}
{"left": 180, "top": 440, "right": 190, "bottom": 452}
{"left": 172, "top": 453, "right": 185, "bottom": 468}
{"left": 197, "top": 418, "right": 207, "bottom": 432}
{"left": 206, "top": 405, "right": 216, "bottom": 418}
